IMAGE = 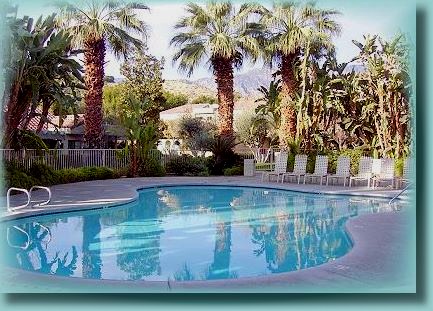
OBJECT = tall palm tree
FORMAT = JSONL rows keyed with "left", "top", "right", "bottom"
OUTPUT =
{"left": 259, "top": 2, "right": 340, "bottom": 147}
{"left": 170, "top": 2, "right": 261, "bottom": 136}
{"left": 56, "top": 0, "right": 149, "bottom": 148}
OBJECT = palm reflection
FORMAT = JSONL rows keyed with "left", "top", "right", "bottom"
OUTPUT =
{"left": 4, "top": 222, "right": 78, "bottom": 277}
{"left": 249, "top": 195, "right": 352, "bottom": 272}
{"left": 116, "top": 192, "right": 164, "bottom": 280}
{"left": 2, "top": 187, "right": 393, "bottom": 281}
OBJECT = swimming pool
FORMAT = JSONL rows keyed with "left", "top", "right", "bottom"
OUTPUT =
{"left": 1, "top": 185, "right": 405, "bottom": 282}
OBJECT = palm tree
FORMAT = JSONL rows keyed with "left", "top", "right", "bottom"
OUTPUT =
{"left": 255, "top": 76, "right": 282, "bottom": 128}
{"left": 170, "top": 2, "right": 261, "bottom": 137}
{"left": 56, "top": 0, "right": 149, "bottom": 148}
{"left": 259, "top": 2, "right": 340, "bottom": 147}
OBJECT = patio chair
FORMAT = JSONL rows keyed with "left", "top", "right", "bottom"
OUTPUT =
{"left": 261, "top": 151, "right": 289, "bottom": 182}
{"left": 372, "top": 158, "right": 395, "bottom": 188}
{"left": 396, "top": 158, "right": 412, "bottom": 188}
{"left": 304, "top": 155, "right": 328, "bottom": 185}
{"left": 280, "top": 154, "right": 308, "bottom": 184}
{"left": 349, "top": 157, "right": 373, "bottom": 187}
{"left": 326, "top": 156, "right": 351, "bottom": 186}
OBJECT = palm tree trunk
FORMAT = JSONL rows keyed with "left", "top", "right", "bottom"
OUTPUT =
{"left": 84, "top": 38, "right": 106, "bottom": 148}
{"left": 296, "top": 45, "right": 310, "bottom": 141}
{"left": 36, "top": 100, "right": 51, "bottom": 133}
{"left": 3, "top": 82, "right": 32, "bottom": 147}
{"left": 280, "top": 53, "right": 298, "bottom": 148}
{"left": 213, "top": 57, "right": 234, "bottom": 137}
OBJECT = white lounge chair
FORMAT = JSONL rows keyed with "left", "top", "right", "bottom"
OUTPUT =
{"left": 304, "top": 155, "right": 328, "bottom": 185}
{"left": 326, "top": 156, "right": 351, "bottom": 186}
{"left": 243, "top": 159, "right": 256, "bottom": 176}
{"left": 349, "top": 157, "right": 373, "bottom": 187}
{"left": 261, "top": 151, "right": 288, "bottom": 182}
{"left": 372, "top": 158, "right": 395, "bottom": 188}
{"left": 280, "top": 154, "right": 308, "bottom": 184}
{"left": 396, "top": 158, "right": 412, "bottom": 188}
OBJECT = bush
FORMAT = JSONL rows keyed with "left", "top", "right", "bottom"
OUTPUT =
{"left": 395, "top": 157, "right": 405, "bottom": 177}
{"left": 286, "top": 148, "right": 365, "bottom": 174}
{"left": 207, "top": 135, "right": 242, "bottom": 175}
{"left": 3, "top": 160, "right": 135, "bottom": 193}
{"left": 28, "top": 162, "right": 59, "bottom": 186}
{"left": 5, "top": 170, "right": 39, "bottom": 190}
{"left": 223, "top": 166, "right": 243, "bottom": 176}
{"left": 56, "top": 167, "right": 116, "bottom": 184}
{"left": 166, "top": 155, "right": 209, "bottom": 176}
{"left": 4, "top": 161, "right": 37, "bottom": 190}
{"left": 137, "top": 157, "right": 166, "bottom": 177}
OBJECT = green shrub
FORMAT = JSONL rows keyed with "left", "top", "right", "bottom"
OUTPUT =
{"left": 137, "top": 157, "right": 166, "bottom": 177}
{"left": 5, "top": 170, "right": 38, "bottom": 190}
{"left": 56, "top": 168, "right": 80, "bottom": 184}
{"left": 395, "top": 157, "right": 405, "bottom": 177}
{"left": 223, "top": 166, "right": 243, "bottom": 176}
{"left": 4, "top": 160, "right": 121, "bottom": 192}
{"left": 207, "top": 135, "right": 242, "bottom": 175}
{"left": 113, "top": 167, "right": 129, "bottom": 178}
{"left": 55, "top": 167, "right": 115, "bottom": 184}
{"left": 286, "top": 149, "right": 365, "bottom": 174}
{"left": 4, "top": 161, "right": 37, "bottom": 190}
{"left": 166, "top": 155, "right": 209, "bottom": 176}
{"left": 306, "top": 153, "right": 318, "bottom": 174}
{"left": 28, "top": 162, "right": 59, "bottom": 186}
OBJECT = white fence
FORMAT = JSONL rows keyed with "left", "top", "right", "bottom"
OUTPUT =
{"left": 1, "top": 149, "right": 130, "bottom": 170}
{"left": 0, "top": 148, "right": 278, "bottom": 171}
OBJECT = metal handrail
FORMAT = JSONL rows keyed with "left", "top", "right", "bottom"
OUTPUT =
{"left": 389, "top": 183, "right": 411, "bottom": 204}
{"left": 6, "top": 188, "right": 31, "bottom": 212}
{"left": 29, "top": 186, "right": 52, "bottom": 207}
{"left": 6, "top": 226, "right": 30, "bottom": 250}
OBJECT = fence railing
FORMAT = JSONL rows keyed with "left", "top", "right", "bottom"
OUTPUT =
{"left": 0, "top": 148, "right": 278, "bottom": 171}
{"left": 1, "top": 149, "right": 130, "bottom": 170}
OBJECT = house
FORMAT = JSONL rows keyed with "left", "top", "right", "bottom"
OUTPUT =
{"left": 160, "top": 98, "right": 260, "bottom": 122}
{"left": 160, "top": 103, "right": 219, "bottom": 122}
{"left": 26, "top": 111, "right": 124, "bottom": 149}
{"left": 159, "top": 98, "right": 261, "bottom": 153}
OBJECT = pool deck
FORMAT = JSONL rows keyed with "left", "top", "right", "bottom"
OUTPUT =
{"left": 0, "top": 176, "right": 416, "bottom": 293}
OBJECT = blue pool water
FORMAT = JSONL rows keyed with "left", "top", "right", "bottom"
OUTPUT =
{"left": 1, "top": 186, "right": 404, "bottom": 281}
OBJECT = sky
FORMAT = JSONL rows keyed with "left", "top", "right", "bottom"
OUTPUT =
{"left": 14, "top": 0, "right": 415, "bottom": 81}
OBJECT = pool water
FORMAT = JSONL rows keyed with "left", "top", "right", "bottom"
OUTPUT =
{"left": 1, "top": 186, "right": 404, "bottom": 281}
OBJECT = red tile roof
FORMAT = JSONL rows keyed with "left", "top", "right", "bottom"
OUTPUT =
{"left": 25, "top": 108, "right": 55, "bottom": 131}
{"left": 25, "top": 108, "right": 84, "bottom": 132}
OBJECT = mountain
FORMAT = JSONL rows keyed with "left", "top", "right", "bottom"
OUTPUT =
{"left": 163, "top": 79, "right": 216, "bottom": 99}
{"left": 114, "top": 67, "right": 275, "bottom": 100}
{"left": 193, "top": 67, "right": 273, "bottom": 97}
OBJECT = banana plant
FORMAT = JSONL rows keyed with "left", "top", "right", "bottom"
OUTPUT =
{"left": 3, "top": 12, "right": 83, "bottom": 148}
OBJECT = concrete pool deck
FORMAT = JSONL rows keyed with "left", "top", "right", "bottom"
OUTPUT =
{"left": 0, "top": 176, "right": 416, "bottom": 293}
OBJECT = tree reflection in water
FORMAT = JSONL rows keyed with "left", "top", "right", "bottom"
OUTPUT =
{"left": 82, "top": 214, "right": 102, "bottom": 279}
{"left": 159, "top": 187, "right": 243, "bottom": 280}
{"left": 116, "top": 191, "right": 164, "bottom": 280}
{"left": 2, "top": 187, "right": 399, "bottom": 281}
{"left": 4, "top": 222, "right": 78, "bottom": 277}
{"left": 249, "top": 194, "right": 352, "bottom": 273}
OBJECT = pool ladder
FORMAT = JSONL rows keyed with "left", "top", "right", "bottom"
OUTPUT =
{"left": 6, "top": 186, "right": 52, "bottom": 212}
{"left": 6, "top": 223, "right": 51, "bottom": 250}
{"left": 389, "top": 183, "right": 411, "bottom": 204}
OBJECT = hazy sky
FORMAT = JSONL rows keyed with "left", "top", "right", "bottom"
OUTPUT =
{"left": 15, "top": 0, "right": 415, "bottom": 81}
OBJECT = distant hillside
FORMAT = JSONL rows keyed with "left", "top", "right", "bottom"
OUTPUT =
{"left": 163, "top": 79, "right": 216, "bottom": 100}
{"left": 194, "top": 67, "right": 273, "bottom": 97}
{"left": 114, "top": 67, "right": 275, "bottom": 101}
